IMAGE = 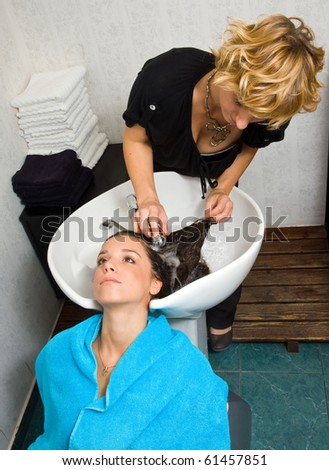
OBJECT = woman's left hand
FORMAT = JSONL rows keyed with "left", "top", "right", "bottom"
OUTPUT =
{"left": 205, "top": 189, "right": 233, "bottom": 222}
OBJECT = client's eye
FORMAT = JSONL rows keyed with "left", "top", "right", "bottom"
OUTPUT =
{"left": 97, "top": 257, "right": 107, "bottom": 266}
{"left": 123, "top": 256, "right": 135, "bottom": 264}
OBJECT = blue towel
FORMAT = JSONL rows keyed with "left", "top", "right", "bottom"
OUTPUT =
{"left": 29, "top": 314, "right": 230, "bottom": 450}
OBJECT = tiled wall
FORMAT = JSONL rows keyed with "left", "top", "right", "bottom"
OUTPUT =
{"left": 0, "top": 0, "right": 328, "bottom": 449}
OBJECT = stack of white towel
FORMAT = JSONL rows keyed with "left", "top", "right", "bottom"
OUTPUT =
{"left": 11, "top": 66, "right": 108, "bottom": 169}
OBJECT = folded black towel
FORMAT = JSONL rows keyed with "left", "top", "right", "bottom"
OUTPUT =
{"left": 19, "top": 166, "right": 93, "bottom": 207}
{"left": 12, "top": 149, "right": 93, "bottom": 207}
{"left": 12, "top": 150, "right": 81, "bottom": 188}
{"left": 13, "top": 163, "right": 83, "bottom": 199}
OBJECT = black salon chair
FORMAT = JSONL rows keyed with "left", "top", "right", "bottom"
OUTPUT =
{"left": 228, "top": 390, "right": 252, "bottom": 449}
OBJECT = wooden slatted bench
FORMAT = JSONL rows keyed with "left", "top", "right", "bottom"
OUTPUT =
{"left": 234, "top": 226, "right": 329, "bottom": 352}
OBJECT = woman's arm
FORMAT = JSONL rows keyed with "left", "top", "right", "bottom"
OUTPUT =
{"left": 205, "top": 144, "right": 258, "bottom": 221}
{"left": 123, "top": 124, "right": 170, "bottom": 236}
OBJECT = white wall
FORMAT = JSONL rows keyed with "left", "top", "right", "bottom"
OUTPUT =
{"left": 0, "top": 0, "right": 328, "bottom": 448}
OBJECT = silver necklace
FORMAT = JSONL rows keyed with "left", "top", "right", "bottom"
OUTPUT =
{"left": 97, "top": 336, "right": 119, "bottom": 377}
{"left": 205, "top": 71, "right": 231, "bottom": 147}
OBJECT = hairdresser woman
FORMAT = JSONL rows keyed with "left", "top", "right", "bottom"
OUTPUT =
{"left": 29, "top": 232, "right": 230, "bottom": 450}
{"left": 122, "top": 14, "right": 324, "bottom": 351}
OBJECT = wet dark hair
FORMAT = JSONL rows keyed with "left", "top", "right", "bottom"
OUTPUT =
{"left": 105, "top": 231, "right": 172, "bottom": 299}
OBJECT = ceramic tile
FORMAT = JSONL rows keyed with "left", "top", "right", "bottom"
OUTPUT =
{"left": 320, "top": 343, "right": 329, "bottom": 374}
{"left": 242, "top": 372, "right": 329, "bottom": 450}
{"left": 208, "top": 343, "right": 241, "bottom": 372}
{"left": 324, "top": 374, "right": 329, "bottom": 413}
{"left": 241, "top": 342, "right": 322, "bottom": 373}
{"left": 215, "top": 371, "right": 241, "bottom": 396}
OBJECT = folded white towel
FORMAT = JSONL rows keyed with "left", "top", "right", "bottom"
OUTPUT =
{"left": 78, "top": 126, "right": 105, "bottom": 155}
{"left": 77, "top": 125, "right": 100, "bottom": 156}
{"left": 25, "top": 110, "right": 96, "bottom": 146}
{"left": 15, "top": 81, "right": 86, "bottom": 120}
{"left": 27, "top": 118, "right": 98, "bottom": 152}
{"left": 12, "top": 66, "right": 86, "bottom": 108}
{"left": 13, "top": 65, "right": 109, "bottom": 166}
{"left": 81, "top": 133, "right": 109, "bottom": 169}
{"left": 25, "top": 129, "right": 108, "bottom": 166}
{"left": 74, "top": 126, "right": 105, "bottom": 160}
{"left": 22, "top": 100, "right": 91, "bottom": 139}
{"left": 26, "top": 119, "right": 99, "bottom": 155}
{"left": 85, "top": 141, "right": 108, "bottom": 169}
{"left": 17, "top": 87, "right": 88, "bottom": 126}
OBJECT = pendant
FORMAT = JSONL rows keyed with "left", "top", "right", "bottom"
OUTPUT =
{"left": 101, "top": 366, "right": 110, "bottom": 377}
{"left": 206, "top": 122, "right": 231, "bottom": 147}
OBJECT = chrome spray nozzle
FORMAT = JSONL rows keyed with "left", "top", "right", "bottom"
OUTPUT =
{"left": 126, "top": 194, "right": 166, "bottom": 249}
{"left": 126, "top": 194, "right": 138, "bottom": 211}
{"left": 152, "top": 233, "right": 167, "bottom": 250}
{"left": 126, "top": 193, "right": 138, "bottom": 220}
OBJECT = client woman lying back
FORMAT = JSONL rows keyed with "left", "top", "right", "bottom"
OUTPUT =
{"left": 29, "top": 231, "right": 230, "bottom": 450}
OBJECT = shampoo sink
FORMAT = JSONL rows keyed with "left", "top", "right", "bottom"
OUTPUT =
{"left": 48, "top": 172, "right": 264, "bottom": 354}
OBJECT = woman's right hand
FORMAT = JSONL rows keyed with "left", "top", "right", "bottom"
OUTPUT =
{"left": 123, "top": 125, "right": 169, "bottom": 238}
{"left": 133, "top": 198, "right": 170, "bottom": 238}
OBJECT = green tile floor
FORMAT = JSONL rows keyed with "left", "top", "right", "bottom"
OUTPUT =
{"left": 210, "top": 342, "right": 329, "bottom": 450}
{"left": 13, "top": 342, "right": 329, "bottom": 450}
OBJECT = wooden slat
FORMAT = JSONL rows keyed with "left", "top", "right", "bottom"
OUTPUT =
{"left": 260, "top": 238, "right": 329, "bottom": 254}
{"left": 264, "top": 225, "right": 327, "bottom": 241}
{"left": 233, "top": 321, "right": 329, "bottom": 342}
{"left": 243, "top": 268, "right": 329, "bottom": 286}
{"left": 52, "top": 307, "right": 95, "bottom": 335}
{"left": 240, "top": 285, "right": 329, "bottom": 303}
{"left": 235, "top": 303, "right": 329, "bottom": 321}
{"left": 253, "top": 253, "right": 329, "bottom": 269}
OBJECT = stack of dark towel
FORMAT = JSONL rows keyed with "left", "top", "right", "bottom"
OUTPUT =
{"left": 12, "top": 149, "right": 93, "bottom": 207}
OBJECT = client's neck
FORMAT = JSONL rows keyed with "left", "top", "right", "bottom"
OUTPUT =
{"left": 100, "top": 305, "right": 148, "bottom": 355}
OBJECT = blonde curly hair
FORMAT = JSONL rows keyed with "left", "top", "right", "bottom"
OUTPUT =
{"left": 212, "top": 15, "right": 325, "bottom": 129}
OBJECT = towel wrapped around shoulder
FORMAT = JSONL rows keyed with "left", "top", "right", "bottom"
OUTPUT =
{"left": 29, "top": 314, "right": 230, "bottom": 450}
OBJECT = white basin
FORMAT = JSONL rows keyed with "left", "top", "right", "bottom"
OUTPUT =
{"left": 48, "top": 172, "right": 264, "bottom": 318}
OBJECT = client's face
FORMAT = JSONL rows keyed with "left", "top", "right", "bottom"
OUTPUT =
{"left": 93, "top": 235, "right": 161, "bottom": 308}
